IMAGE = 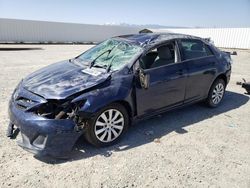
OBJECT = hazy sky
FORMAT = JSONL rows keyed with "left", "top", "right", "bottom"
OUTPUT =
{"left": 0, "top": 0, "right": 250, "bottom": 27}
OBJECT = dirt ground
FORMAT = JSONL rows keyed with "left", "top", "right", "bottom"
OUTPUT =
{"left": 0, "top": 45, "right": 249, "bottom": 188}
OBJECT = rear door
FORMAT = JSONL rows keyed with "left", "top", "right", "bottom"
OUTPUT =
{"left": 178, "top": 39, "right": 217, "bottom": 103}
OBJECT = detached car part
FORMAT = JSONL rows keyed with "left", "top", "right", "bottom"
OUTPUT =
{"left": 237, "top": 78, "right": 250, "bottom": 95}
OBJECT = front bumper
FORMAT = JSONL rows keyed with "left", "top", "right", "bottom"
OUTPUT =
{"left": 8, "top": 97, "right": 83, "bottom": 157}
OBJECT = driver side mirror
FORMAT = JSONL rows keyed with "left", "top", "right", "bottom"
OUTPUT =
{"left": 138, "top": 69, "right": 150, "bottom": 89}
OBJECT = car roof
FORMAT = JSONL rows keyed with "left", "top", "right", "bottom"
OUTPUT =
{"left": 115, "top": 33, "right": 202, "bottom": 49}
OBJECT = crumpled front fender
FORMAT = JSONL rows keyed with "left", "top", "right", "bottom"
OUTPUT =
{"left": 72, "top": 75, "right": 135, "bottom": 117}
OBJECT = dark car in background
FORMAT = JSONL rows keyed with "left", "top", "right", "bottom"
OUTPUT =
{"left": 8, "top": 33, "right": 232, "bottom": 157}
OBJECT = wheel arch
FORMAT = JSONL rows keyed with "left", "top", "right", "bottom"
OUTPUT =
{"left": 207, "top": 73, "right": 227, "bottom": 97}
{"left": 114, "top": 100, "right": 133, "bottom": 116}
{"left": 215, "top": 74, "right": 228, "bottom": 85}
{"left": 111, "top": 100, "right": 133, "bottom": 125}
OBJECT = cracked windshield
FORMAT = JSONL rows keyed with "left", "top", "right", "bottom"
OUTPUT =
{"left": 77, "top": 39, "right": 143, "bottom": 71}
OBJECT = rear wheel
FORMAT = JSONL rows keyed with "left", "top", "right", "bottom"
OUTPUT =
{"left": 206, "top": 79, "right": 226, "bottom": 107}
{"left": 84, "top": 103, "right": 129, "bottom": 147}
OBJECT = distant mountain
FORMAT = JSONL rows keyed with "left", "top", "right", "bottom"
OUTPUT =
{"left": 103, "top": 22, "right": 189, "bottom": 29}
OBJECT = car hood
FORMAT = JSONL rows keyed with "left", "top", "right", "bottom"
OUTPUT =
{"left": 23, "top": 60, "right": 110, "bottom": 99}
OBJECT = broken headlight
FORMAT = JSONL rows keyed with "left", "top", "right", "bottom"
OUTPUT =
{"left": 34, "top": 99, "right": 86, "bottom": 120}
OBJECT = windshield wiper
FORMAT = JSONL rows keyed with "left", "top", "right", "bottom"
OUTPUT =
{"left": 106, "top": 57, "right": 115, "bottom": 73}
{"left": 89, "top": 49, "right": 112, "bottom": 68}
{"left": 92, "top": 64, "right": 107, "bottom": 69}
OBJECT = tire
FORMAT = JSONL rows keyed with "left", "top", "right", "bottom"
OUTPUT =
{"left": 84, "top": 103, "right": 129, "bottom": 147}
{"left": 206, "top": 78, "right": 226, "bottom": 108}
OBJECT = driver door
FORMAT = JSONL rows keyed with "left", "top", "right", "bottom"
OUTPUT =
{"left": 135, "top": 41, "right": 187, "bottom": 116}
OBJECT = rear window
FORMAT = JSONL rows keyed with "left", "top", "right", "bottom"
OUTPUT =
{"left": 180, "top": 39, "right": 214, "bottom": 60}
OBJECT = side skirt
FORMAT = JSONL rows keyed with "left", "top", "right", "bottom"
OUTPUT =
{"left": 132, "top": 97, "right": 207, "bottom": 124}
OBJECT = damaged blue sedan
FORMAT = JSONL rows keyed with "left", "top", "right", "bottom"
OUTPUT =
{"left": 8, "top": 33, "right": 232, "bottom": 157}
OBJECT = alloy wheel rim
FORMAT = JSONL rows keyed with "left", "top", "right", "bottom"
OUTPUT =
{"left": 94, "top": 109, "right": 124, "bottom": 143}
{"left": 212, "top": 83, "right": 224, "bottom": 104}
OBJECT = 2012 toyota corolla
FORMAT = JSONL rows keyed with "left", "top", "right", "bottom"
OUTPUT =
{"left": 8, "top": 33, "right": 232, "bottom": 157}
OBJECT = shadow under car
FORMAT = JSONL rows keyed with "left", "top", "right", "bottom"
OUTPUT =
{"left": 35, "top": 90, "right": 249, "bottom": 164}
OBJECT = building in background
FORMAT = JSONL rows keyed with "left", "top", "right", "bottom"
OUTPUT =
{"left": 152, "top": 28, "right": 250, "bottom": 49}
{"left": 0, "top": 18, "right": 250, "bottom": 49}
{"left": 0, "top": 18, "right": 142, "bottom": 44}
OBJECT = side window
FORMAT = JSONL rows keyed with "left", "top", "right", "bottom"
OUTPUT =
{"left": 140, "top": 42, "right": 177, "bottom": 69}
{"left": 180, "top": 39, "right": 214, "bottom": 61}
{"left": 204, "top": 44, "right": 214, "bottom": 56}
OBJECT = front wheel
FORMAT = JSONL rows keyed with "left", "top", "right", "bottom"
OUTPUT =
{"left": 206, "top": 79, "right": 226, "bottom": 108}
{"left": 84, "top": 103, "right": 129, "bottom": 147}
